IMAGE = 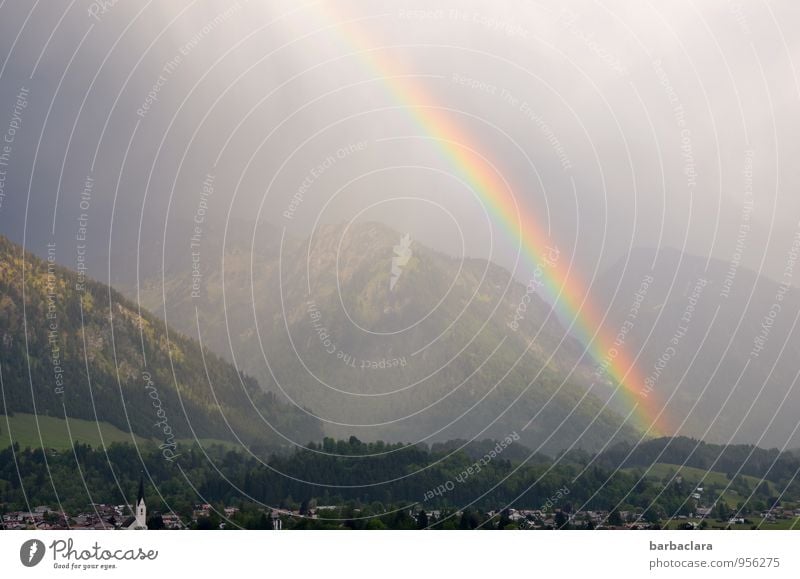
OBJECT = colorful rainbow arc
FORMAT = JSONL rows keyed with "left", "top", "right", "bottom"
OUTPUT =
{"left": 321, "top": 11, "right": 666, "bottom": 436}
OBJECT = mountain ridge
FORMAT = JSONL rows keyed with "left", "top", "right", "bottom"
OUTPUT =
{"left": 130, "top": 220, "right": 640, "bottom": 453}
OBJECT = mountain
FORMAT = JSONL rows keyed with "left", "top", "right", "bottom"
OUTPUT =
{"left": 0, "top": 235, "right": 322, "bottom": 451}
{"left": 593, "top": 247, "right": 800, "bottom": 448}
{"left": 131, "top": 220, "right": 639, "bottom": 454}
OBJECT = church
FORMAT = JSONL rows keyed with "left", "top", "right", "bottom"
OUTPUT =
{"left": 122, "top": 478, "right": 148, "bottom": 530}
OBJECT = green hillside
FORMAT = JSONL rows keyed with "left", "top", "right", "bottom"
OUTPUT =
{"left": 623, "top": 462, "right": 779, "bottom": 511}
{"left": 0, "top": 413, "right": 243, "bottom": 453}
{"left": 626, "top": 462, "right": 774, "bottom": 492}
{"left": 0, "top": 413, "right": 149, "bottom": 450}
{"left": 0, "top": 234, "right": 322, "bottom": 451}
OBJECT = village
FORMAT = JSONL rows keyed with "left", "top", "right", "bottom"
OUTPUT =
{"left": 4, "top": 501, "right": 799, "bottom": 531}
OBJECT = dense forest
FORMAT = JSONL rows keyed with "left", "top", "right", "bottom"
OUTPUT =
{"left": 1, "top": 435, "right": 798, "bottom": 529}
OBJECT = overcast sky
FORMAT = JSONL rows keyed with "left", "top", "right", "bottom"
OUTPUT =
{"left": 0, "top": 0, "right": 798, "bottom": 289}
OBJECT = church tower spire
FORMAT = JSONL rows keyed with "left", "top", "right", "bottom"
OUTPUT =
{"left": 123, "top": 475, "right": 148, "bottom": 529}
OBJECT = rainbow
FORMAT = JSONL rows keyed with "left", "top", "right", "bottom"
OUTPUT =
{"left": 320, "top": 10, "right": 666, "bottom": 436}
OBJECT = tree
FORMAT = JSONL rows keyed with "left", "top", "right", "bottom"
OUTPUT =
{"left": 417, "top": 509, "right": 429, "bottom": 529}
{"left": 554, "top": 511, "right": 568, "bottom": 529}
{"left": 195, "top": 517, "right": 213, "bottom": 530}
{"left": 458, "top": 509, "right": 481, "bottom": 530}
{"left": 147, "top": 514, "right": 164, "bottom": 530}
{"left": 497, "top": 509, "right": 511, "bottom": 530}
{"left": 644, "top": 508, "right": 662, "bottom": 524}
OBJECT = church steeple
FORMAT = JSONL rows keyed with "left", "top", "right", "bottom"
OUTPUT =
{"left": 131, "top": 475, "right": 147, "bottom": 529}
{"left": 121, "top": 476, "right": 148, "bottom": 529}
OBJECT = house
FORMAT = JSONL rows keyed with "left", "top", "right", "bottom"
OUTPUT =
{"left": 161, "top": 513, "right": 183, "bottom": 529}
{"left": 695, "top": 507, "right": 713, "bottom": 518}
{"left": 505, "top": 509, "right": 525, "bottom": 522}
{"left": 270, "top": 511, "right": 283, "bottom": 530}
